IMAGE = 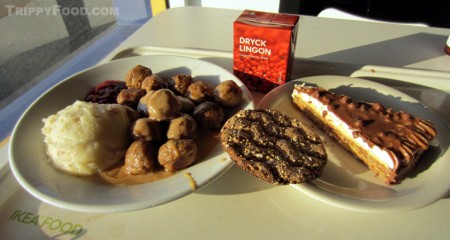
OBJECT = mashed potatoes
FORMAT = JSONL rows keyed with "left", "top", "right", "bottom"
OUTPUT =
{"left": 42, "top": 101, "right": 132, "bottom": 175}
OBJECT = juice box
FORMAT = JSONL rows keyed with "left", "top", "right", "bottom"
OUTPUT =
{"left": 233, "top": 10, "right": 299, "bottom": 93}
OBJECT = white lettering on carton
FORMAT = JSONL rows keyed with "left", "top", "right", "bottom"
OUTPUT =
{"left": 239, "top": 37, "right": 271, "bottom": 55}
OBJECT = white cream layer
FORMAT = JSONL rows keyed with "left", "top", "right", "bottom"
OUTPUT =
{"left": 292, "top": 89, "right": 397, "bottom": 170}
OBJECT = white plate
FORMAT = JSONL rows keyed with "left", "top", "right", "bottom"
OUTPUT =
{"left": 257, "top": 75, "right": 450, "bottom": 213}
{"left": 8, "top": 55, "right": 254, "bottom": 213}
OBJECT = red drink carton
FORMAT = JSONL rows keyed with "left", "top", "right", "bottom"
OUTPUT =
{"left": 233, "top": 10, "right": 299, "bottom": 93}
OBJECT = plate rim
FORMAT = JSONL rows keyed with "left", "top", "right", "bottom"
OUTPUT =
{"left": 8, "top": 55, "right": 254, "bottom": 213}
{"left": 257, "top": 75, "right": 450, "bottom": 213}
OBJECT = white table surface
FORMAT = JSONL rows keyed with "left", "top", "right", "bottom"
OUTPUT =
{"left": 102, "top": 6, "right": 450, "bottom": 72}
{"left": 2, "top": 6, "right": 450, "bottom": 239}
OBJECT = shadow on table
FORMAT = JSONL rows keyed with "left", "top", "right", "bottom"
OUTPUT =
{"left": 308, "top": 32, "right": 447, "bottom": 68}
{"left": 198, "top": 165, "right": 276, "bottom": 195}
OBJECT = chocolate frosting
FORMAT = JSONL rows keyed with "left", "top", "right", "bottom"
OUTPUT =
{"left": 298, "top": 86, "right": 437, "bottom": 170}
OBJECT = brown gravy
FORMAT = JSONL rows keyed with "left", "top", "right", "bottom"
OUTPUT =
{"left": 98, "top": 129, "right": 221, "bottom": 185}
{"left": 99, "top": 166, "right": 174, "bottom": 185}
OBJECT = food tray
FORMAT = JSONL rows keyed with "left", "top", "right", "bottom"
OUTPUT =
{"left": 105, "top": 46, "right": 450, "bottom": 125}
{"left": 2, "top": 46, "right": 450, "bottom": 239}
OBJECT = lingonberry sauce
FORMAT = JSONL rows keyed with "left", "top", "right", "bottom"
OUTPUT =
{"left": 85, "top": 80, "right": 126, "bottom": 104}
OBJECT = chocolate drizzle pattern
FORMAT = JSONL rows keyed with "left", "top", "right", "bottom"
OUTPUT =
{"left": 300, "top": 86, "right": 437, "bottom": 170}
{"left": 220, "top": 109, "right": 327, "bottom": 184}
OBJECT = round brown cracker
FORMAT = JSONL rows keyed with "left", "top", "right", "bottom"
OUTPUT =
{"left": 220, "top": 109, "right": 327, "bottom": 185}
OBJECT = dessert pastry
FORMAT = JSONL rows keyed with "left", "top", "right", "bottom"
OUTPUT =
{"left": 292, "top": 84, "right": 437, "bottom": 184}
{"left": 220, "top": 109, "right": 327, "bottom": 185}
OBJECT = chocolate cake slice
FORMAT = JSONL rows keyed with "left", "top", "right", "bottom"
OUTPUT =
{"left": 292, "top": 84, "right": 437, "bottom": 184}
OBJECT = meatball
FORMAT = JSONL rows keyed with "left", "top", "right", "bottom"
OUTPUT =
{"left": 132, "top": 118, "right": 163, "bottom": 142}
{"left": 177, "top": 96, "right": 195, "bottom": 113}
{"left": 214, "top": 80, "right": 243, "bottom": 108}
{"left": 125, "top": 140, "right": 158, "bottom": 175}
{"left": 186, "top": 81, "right": 214, "bottom": 104}
{"left": 141, "top": 74, "right": 167, "bottom": 92}
{"left": 146, "top": 89, "right": 182, "bottom": 121}
{"left": 167, "top": 114, "right": 197, "bottom": 140}
{"left": 137, "top": 90, "right": 155, "bottom": 116}
{"left": 167, "top": 74, "right": 192, "bottom": 95}
{"left": 125, "top": 65, "right": 153, "bottom": 89}
{"left": 193, "top": 101, "right": 225, "bottom": 130}
{"left": 117, "top": 88, "right": 146, "bottom": 108}
{"left": 158, "top": 139, "right": 197, "bottom": 172}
